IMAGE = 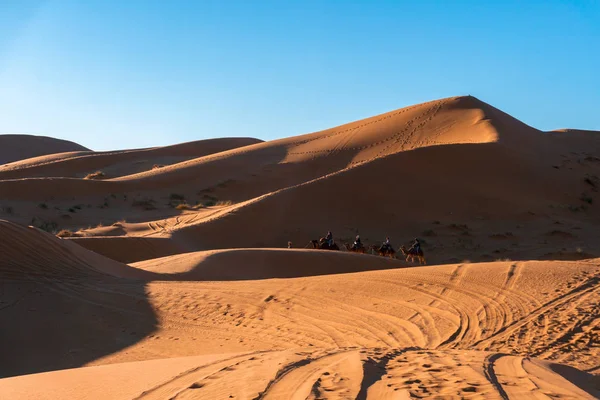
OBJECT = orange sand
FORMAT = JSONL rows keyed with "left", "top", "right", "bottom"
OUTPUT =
{"left": 0, "top": 96, "right": 598, "bottom": 399}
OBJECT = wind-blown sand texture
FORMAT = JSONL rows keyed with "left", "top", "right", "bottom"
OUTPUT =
{"left": 0, "top": 96, "right": 599, "bottom": 399}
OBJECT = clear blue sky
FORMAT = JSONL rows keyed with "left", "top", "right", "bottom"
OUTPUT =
{"left": 1, "top": 1, "right": 598, "bottom": 151}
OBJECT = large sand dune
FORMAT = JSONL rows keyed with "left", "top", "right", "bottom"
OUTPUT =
{"left": 0, "top": 134, "right": 90, "bottom": 165}
{"left": 0, "top": 220, "right": 153, "bottom": 279}
{"left": 0, "top": 96, "right": 517, "bottom": 200}
{"left": 1, "top": 96, "right": 599, "bottom": 398}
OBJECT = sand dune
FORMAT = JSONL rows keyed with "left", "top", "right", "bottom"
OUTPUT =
{"left": 0, "top": 137, "right": 262, "bottom": 180}
{"left": 0, "top": 96, "right": 517, "bottom": 200}
{"left": 0, "top": 150, "right": 94, "bottom": 170}
{"left": 67, "top": 236, "right": 189, "bottom": 264}
{"left": 0, "top": 219, "right": 153, "bottom": 279}
{"left": 0, "top": 134, "right": 89, "bottom": 165}
{"left": 132, "top": 248, "right": 407, "bottom": 280}
{"left": 1, "top": 95, "right": 599, "bottom": 398}
{"left": 1, "top": 95, "right": 597, "bottom": 265}
{"left": 0, "top": 220, "right": 159, "bottom": 377}
{"left": 166, "top": 141, "right": 596, "bottom": 262}
{"left": 1, "top": 246, "right": 598, "bottom": 397}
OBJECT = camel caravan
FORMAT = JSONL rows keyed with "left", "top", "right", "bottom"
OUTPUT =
{"left": 291, "top": 232, "right": 426, "bottom": 264}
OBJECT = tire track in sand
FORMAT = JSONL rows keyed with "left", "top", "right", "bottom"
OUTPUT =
{"left": 257, "top": 350, "right": 361, "bottom": 400}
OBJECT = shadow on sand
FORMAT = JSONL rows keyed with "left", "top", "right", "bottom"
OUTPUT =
{"left": 0, "top": 276, "right": 157, "bottom": 378}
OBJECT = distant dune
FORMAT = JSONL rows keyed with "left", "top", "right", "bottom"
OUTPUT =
{"left": 132, "top": 248, "right": 406, "bottom": 280}
{"left": 1, "top": 96, "right": 599, "bottom": 398}
{"left": 0, "top": 134, "right": 90, "bottom": 165}
{"left": 0, "top": 137, "right": 262, "bottom": 179}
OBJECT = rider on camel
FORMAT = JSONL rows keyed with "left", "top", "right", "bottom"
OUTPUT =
{"left": 380, "top": 237, "right": 392, "bottom": 252}
{"left": 352, "top": 234, "right": 362, "bottom": 250}
{"left": 325, "top": 231, "right": 334, "bottom": 247}
{"left": 410, "top": 238, "right": 421, "bottom": 254}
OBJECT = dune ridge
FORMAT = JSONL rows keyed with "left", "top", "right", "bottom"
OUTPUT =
{"left": 131, "top": 248, "right": 407, "bottom": 280}
{"left": 0, "top": 96, "right": 504, "bottom": 200}
{"left": 0, "top": 137, "right": 262, "bottom": 180}
{"left": 0, "top": 134, "right": 90, "bottom": 165}
{"left": 0, "top": 219, "right": 154, "bottom": 279}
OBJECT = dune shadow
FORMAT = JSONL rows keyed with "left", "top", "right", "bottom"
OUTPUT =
{"left": 70, "top": 236, "right": 187, "bottom": 263}
{"left": 0, "top": 221, "right": 158, "bottom": 379}
{"left": 137, "top": 249, "right": 409, "bottom": 281}
{"left": 547, "top": 362, "right": 600, "bottom": 398}
{"left": 537, "top": 251, "right": 596, "bottom": 261}
{"left": 0, "top": 276, "right": 157, "bottom": 379}
{"left": 356, "top": 348, "right": 416, "bottom": 400}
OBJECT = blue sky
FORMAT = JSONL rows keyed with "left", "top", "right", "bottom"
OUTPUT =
{"left": 1, "top": 0, "right": 598, "bottom": 150}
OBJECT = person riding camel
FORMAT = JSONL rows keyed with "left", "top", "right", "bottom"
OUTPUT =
{"left": 352, "top": 234, "right": 362, "bottom": 250}
{"left": 380, "top": 237, "right": 391, "bottom": 252}
{"left": 410, "top": 238, "right": 421, "bottom": 254}
{"left": 324, "top": 231, "right": 334, "bottom": 247}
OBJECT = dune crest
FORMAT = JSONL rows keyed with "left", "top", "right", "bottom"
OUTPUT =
{"left": 131, "top": 248, "right": 406, "bottom": 280}
{"left": 0, "top": 134, "right": 90, "bottom": 165}
{"left": 0, "top": 220, "right": 153, "bottom": 279}
{"left": 0, "top": 137, "right": 262, "bottom": 180}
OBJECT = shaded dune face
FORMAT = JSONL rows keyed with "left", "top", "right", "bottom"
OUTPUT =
{"left": 0, "top": 134, "right": 90, "bottom": 165}
{"left": 131, "top": 248, "right": 408, "bottom": 280}
{"left": 0, "top": 221, "right": 157, "bottom": 378}
{"left": 0, "top": 96, "right": 599, "bottom": 398}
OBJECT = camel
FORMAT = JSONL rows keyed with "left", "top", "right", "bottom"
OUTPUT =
{"left": 308, "top": 238, "right": 340, "bottom": 251}
{"left": 400, "top": 245, "right": 426, "bottom": 264}
{"left": 370, "top": 244, "right": 396, "bottom": 258}
{"left": 344, "top": 242, "right": 366, "bottom": 254}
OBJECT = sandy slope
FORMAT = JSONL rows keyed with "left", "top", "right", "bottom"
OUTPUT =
{"left": 124, "top": 258, "right": 600, "bottom": 374}
{"left": 0, "top": 227, "right": 598, "bottom": 397}
{"left": 131, "top": 248, "right": 406, "bottom": 280}
{"left": 0, "top": 134, "right": 90, "bottom": 165}
{"left": 0, "top": 220, "right": 154, "bottom": 279}
{"left": 68, "top": 140, "right": 599, "bottom": 264}
{"left": 0, "top": 96, "right": 502, "bottom": 200}
{"left": 1, "top": 95, "right": 599, "bottom": 398}
{"left": 0, "top": 137, "right": 262, "bottom": 180}
{"left": 0, "top": 220, "right": 159, "bottom": 377}
{"left": 1, "top": 350, "right": 597, "bottom": 399}
{"left": 165, "top": 142, "right": 597, "bottom": 259}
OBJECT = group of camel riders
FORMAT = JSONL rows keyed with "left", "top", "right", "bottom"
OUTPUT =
{"left": 324, "top": 231, "right": 422, "bottom": 255}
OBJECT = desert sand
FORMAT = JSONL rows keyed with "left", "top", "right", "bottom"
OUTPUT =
{"left": 0, "top": 96, "right": 598, "bottom": 399}
{"left": 0, "top": 134, "right": 90, "bottom": 165}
